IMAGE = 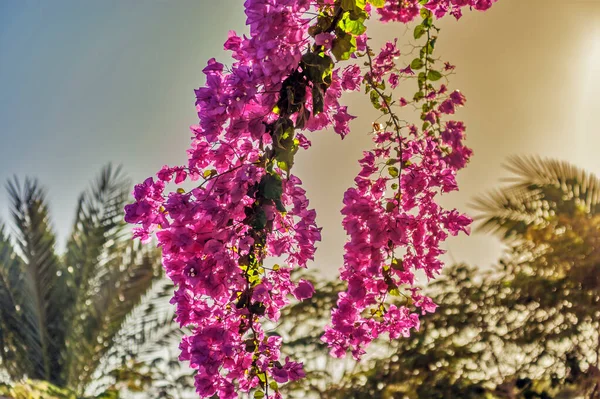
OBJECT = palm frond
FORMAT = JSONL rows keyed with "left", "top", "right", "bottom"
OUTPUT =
{"left": 88, "top": 279, "right": 182, "bottom": 395}
{"left": 65, "top": 164, "right": 130, "bottom": 292}
{"left": 471, "top": 155, "right": 600, "bottom": 239}
{"left": 69, "top": 240, "right": 162, "bottom": 392}
{"left": 0, "top": 224, "right": 38, "bottom": 380}
{"left": 0, "top": 166, "right": 175, "bottom": 397}
{"left": 109, "top": 280, "right": 180, "bottom": 360}
{"left": 62, "top": 165, "right": 133, "bottom": 386}
{"left": 60, "top": 165, "right": 162, "bottom": 391}
{"left": 5, "top": 177, "right": 65, "bottom": 383}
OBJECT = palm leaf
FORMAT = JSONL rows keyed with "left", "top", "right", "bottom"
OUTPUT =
{"left": 109, "top": 280, "right": 180, "bottom": 359}
{"left": 60, "top": 165, "right": 162, "bottom": 391}
{"left": 5, "top": 177, "right": 66, "bottom": 384}
{"left": 65, "top": 164, "right": 130, "bottom": 293}
{"left": 71, "top": 240, "right": 162, "bottom": 392}
{"left": 0, "top": 166, "right": 175, "bottom": 396}
{"left": 62, "top": 165, "right": 131, "bottom": 386}
{"left": 0, "top": 224, "right": 38, "bottom": 380}
{"left": 471, "top": 155, "right": 600, "bottom": 239}
{"left": 90, "top": 279, "right": 182, "bottom": 393}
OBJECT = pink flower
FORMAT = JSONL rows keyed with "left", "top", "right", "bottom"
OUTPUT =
{"left": 157, "top": 165, "right": 173, "bottom": 182}
{"left": 400, "top": 65, "right": 414, "bottom": 75}
{"left": 388, "top": 73, "right": 399, "bottom": 88}
{"left": 125, "top": 0, "right": 496, "bottom": 392}
{"left": 413, "top": 292, "right": 438, "bottom": 314}
{"left": 444, "top": 61, "right": 456, "bottom": 71}
{"left": 333, "top": 106, "right": 356, "bottom": 138}
{"left": 271, "top": 367, "right": 289, "bottom": 383}
{"left": 315, "top": 32, "right": 335, "bottom": 49}
{"left": 439, "top": 99, "right": 456, "bottom": 114}
{"left": 293, "top": 279, "right": 315, "bottom": 300}
{"left": 341, "top": 65, "right": 362, "bottom": 91}
{"left": 450, "top": 90, "right": 467, "bottom": 105}
{"left": 284, "top": 360, "right": 306, "bottom": 381}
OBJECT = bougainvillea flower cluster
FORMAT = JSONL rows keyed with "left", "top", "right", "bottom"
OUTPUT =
{"left": 322, "top": 41, "right": 474, "bottom": 359}
{"left": 125, "top": 0, "right": 497, "bottom": 397}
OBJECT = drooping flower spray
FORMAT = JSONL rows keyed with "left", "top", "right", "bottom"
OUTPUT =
{"left": 125, "top": 1, "right": 497, "bottom": 397}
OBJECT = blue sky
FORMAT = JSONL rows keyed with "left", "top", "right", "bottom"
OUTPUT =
{"left": 0, "top": 0, "right": 245, "bottom": 243}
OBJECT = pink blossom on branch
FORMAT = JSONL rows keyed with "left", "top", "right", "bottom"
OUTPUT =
{"left": 322, "top": 9, "right": 478, "bottom": 359}
{"left": 125, "top": 0, "right": 498, "bottom": 397}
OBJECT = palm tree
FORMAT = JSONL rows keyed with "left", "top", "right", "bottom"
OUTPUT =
{"left": 0, "top": 165, "right": 185, "bottom": 397}
{"left": 472, "top": 155, "right": 600, "bottom": 239}
{"left": 473, "top": 155, "right": 600, "bottom": 397}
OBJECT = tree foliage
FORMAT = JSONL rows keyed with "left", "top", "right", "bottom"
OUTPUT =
{"left": 277, "top": 156, "right": 600, "bottom": 399}
{"left": 0, "top": 165, "right": 191, "bottom": 397}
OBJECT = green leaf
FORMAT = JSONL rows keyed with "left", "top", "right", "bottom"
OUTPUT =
{"left": 339, "top": 0, "right": 367, "bottom": 12}
{"left": 369, "top": 90, "right": 382, "bottom": 110}
{"left": 275, "top": 137, "right": 299, "bottom": 172}
{"left": 414, "top": 24, "right": 426, "bottom": 40}
{"left": 391, "top": 258, "right": 404, "bottom": 271}
{"left": 259, "top": 174, "right": 283, "bottom": 200}
{"left": 427, "top": 70, "right": 443, "bottom": 81}
{"left": 252, "top": 209, "right": 268, "bottom": 230}
{"left": 250, "top": 302, "right": 266, "bottom": 315}
{"left": 274, "top": 199, "right": 287, "bottom": 213}
{"left": 332, "top": 33, "right": 356, "bottom": 61}
{"left": 272, "top": 117, "right": 299, "bottom": 172}
{"left": 254, "top": 390, "right": 265, "bottom": 399}
{"left": 388, "top": 167, "right": 399, "bottom": 178}
{"left": 312, "top": 85, "right": 325, "bottom": 115}
{"left": 203, "top": 169, "right": 217, "bottom": 178}
{"left": 420, "top": 8, "right": 432, "bottom": 19}
{"left": 410, "top": 58, "right": 424, "bottom": 70}
{"left": 339, "top": 12, "right": 367, "bottom": 35}
{"left": 428, "top": 37, "right": 436, "bottom": 52}
{"left": 341, "top": 0, "right": 357, "bottom": 11}
{"left": 295, "top": 106, "right": 310, "bottom": 130}
{"left": 302, "top": 53, "right": 333, "bottom": 84}
{"left": 276, "top": 72, "right": 307, "bottom": 115}
{"left": 95, "top": 389, "right": 120, "bottom": 399}
{"left": 367, "top": 0, "right": 385, "bottom": 7}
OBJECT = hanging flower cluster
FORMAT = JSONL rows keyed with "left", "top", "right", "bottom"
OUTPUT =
{"left": 322, "top": 13, "right": 474, "bottom": 358}
{"left": 125, "top": 0, "right": 497, "bottom": 397}
{"left": 377, "top": 0, "right": 496, "bottom": 22}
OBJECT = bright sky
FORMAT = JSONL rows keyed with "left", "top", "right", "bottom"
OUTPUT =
{"left": 1, "top": 0, "right": 599, "bottom": 278}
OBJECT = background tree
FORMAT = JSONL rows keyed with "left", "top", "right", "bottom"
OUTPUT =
{"left": 474, "top": 155, "right": 600, "bottom": 398}
{"left": 0, "top": 165, "right": 192, "bottom": 398}
{"left": 278, "top": 156, "right": 600, "bottom": 399}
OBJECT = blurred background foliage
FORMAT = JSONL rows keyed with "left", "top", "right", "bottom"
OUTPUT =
{"left": 1, "top": 156, "right": 600, "bottom": 399}
{"left": 277, "top": 156, "right": 600, "bottom": 399}
{"left": 0, "top": 165, "right": 193, "bottom": 398}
